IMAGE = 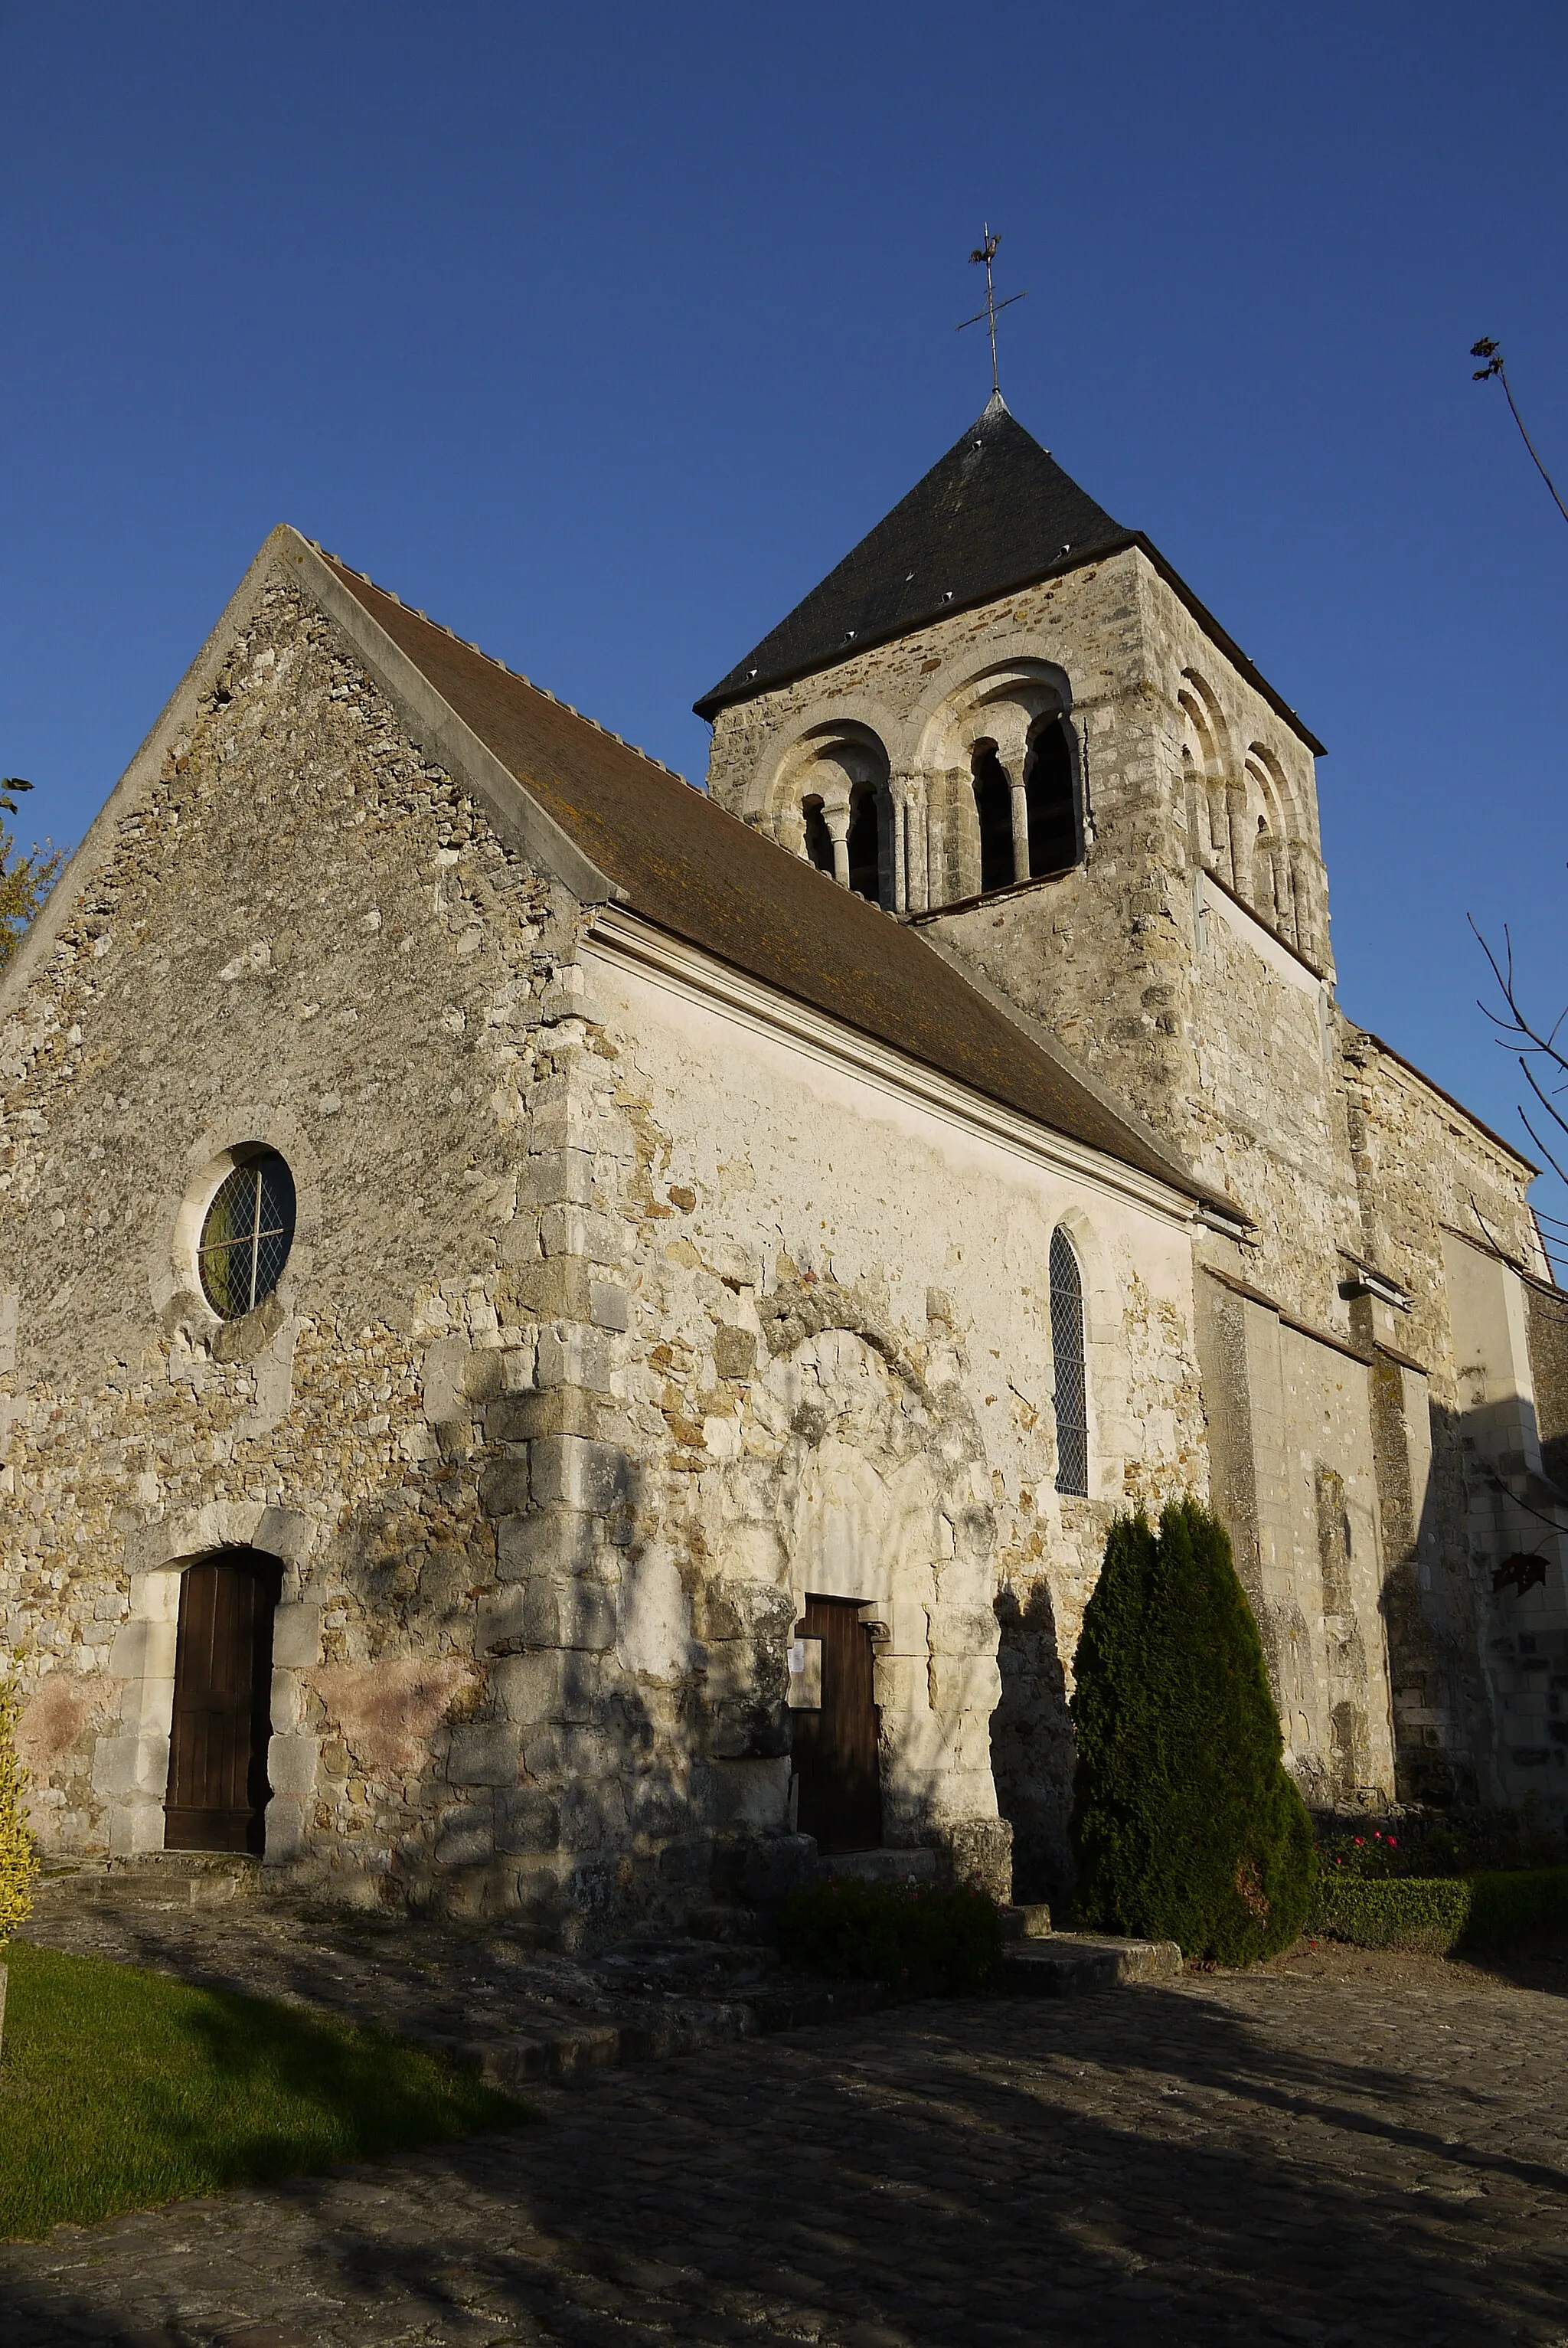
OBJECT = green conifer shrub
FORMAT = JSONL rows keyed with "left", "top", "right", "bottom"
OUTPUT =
{"left": 0, "top": 1676, "right": 40, "bottom": 1946}
{"left": 1069, "top": 1498, "right": 1315, "bottom": 1964}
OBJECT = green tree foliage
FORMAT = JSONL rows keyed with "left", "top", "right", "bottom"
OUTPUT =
{"left": 1070, "top": 1497, "right": 1315, "bottom": 1964}
{"left": 0, "top": 779, "right": 61, "bottom": 970}
{"left": 0, "top": 1676, "right": 40, "bottom": 1945}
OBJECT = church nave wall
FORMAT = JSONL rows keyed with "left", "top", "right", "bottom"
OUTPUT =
{"left": 574, "top": 930, "right": 1209, "bottom": 1908}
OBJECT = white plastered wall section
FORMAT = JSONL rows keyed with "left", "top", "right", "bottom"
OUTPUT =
{"left": 582, "top": 910, "right": 1204, "bottom": 1850}
{"left": 1276, "top": 1324, "right": 1393, "bottom": 1798}
{"left": 1442, "top": 1228, "right": 1568, "bottom": 1805}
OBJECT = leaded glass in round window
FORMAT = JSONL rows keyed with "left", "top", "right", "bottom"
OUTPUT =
{"left": 198, "top": 1152, "right": 296, "bottom": 1320}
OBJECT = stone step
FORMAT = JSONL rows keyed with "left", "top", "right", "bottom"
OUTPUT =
{"left": 999, "top": 1902, "right": 1053, "bottom": 1939}
{"left": 42, "top": 1855, "right": 262, "bottom": 1908}
{"left": 998, "top": 1933, "right": 1182, "bottom": 1995}
{"left": 424, "top": 1974, "right": 890, "bottom": 2090}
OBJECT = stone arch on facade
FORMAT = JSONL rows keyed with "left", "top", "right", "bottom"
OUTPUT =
{"left": 1178, "top": 667, "right": 1238, "bottom": 887}
{"left": 762, "top": 721, "right": 900, "bottom": 906}
{"left": 732, "top": 1316, "right": 1006, "bottom": 1866}
{"left": 1241, "top": 751, "right": 1289, "bottom": 935}
{"left": 1243, "top": 741, "right": 1318, "bottom": 955}
{"left": 96, "top": 1501, "right": 315, "bottom": 1859}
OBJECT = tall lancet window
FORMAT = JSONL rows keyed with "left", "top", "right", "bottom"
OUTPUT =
{"left": 1050, "top": 1228, "right": 1089, "bottom": 1496}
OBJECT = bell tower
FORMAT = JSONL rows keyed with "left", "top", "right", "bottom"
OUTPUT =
{"left": 697, "top": 395, "right": 1354, "bottom": 1334}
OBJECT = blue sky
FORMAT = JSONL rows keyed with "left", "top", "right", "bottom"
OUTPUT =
{"left": 2, "top": 2, "right": 1565, "bottom": 1222}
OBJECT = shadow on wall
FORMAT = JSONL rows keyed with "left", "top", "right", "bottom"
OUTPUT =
{"left": 310, "top": 1444, "right": 716, "bottom": 1945}
{"left": 1384, "top": 1372, "right": 1568, "bottom": 1813}
{"left": 991, "top": 1578, "right": 1074, "bottom": 1908}
{"left": 1379, "top": 1388, "right": 1482, "bottom": 1810}
{"left": 43, "top": 1427, "right": 719, "bottom": 1947}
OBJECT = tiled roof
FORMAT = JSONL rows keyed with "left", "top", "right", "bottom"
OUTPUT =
{"left": 318, "top": 550, "right": 1225, "bottom": 1210}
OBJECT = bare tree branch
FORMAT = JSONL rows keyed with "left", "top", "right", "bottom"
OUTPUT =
{"left": 1472, "top": 338, "right": 1568, "bottom": 528}
{"left": 1470, "top": 909, "right": 1568, "bottom": 1181}
{"left": 1519, "top": 1108, "right": 1568, "bottom": 1191}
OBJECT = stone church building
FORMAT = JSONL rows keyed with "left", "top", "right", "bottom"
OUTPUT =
{"left": 3, "top": 395, "right": 1566, "bottom": 1938}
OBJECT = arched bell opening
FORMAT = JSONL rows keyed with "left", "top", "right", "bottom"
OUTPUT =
{"left": 766, "top": 721, "right": 894, "bottom": 901}
{"left": 802, "top": 793, "right": 835, "bottom": 878}
{"left": 846, "top": 782, "right": 888, "bottom": 903}
{"left": 1024, "top": 716, "right": 1080, "bottom": 876}
{"left": 971, "top": 741, "right": 1015, "bottom": 895}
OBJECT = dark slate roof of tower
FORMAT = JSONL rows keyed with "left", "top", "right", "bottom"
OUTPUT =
{"left": 694, "top": 395, "right": 1323, "bottom": 753}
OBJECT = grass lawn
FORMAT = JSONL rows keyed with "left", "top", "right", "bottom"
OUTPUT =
{"left": 0, "top": 1940, "right": 531, "bottom": 2241}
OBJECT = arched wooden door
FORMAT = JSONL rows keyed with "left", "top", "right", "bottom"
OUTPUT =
{"left": 165, "top": 1550, "right": 282, "bottom": 1854}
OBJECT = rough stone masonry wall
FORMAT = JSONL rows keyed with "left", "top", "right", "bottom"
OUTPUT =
{"left": 0, "top": 574, "right": 601, "bottom": 1903}
{"left": 1341, "top": 1031, "right": 1554, "bottom": 1806}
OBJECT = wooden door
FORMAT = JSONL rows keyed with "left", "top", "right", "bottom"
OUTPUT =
{"left": 791, "top": 1594, "right": 882, "bottom": 1854}
{"left": 165, "top": 1552, "right": 281, "bottom": 1854}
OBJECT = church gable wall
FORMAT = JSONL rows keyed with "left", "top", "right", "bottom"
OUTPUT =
{"left": 0, "top": 571, "right": 596, "bottom": 1884}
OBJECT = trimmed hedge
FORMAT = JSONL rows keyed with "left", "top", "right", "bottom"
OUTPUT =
{"left": 1070, "top": 1499, "right": 1315, "bottom": 1964}
{"left": 778, "top": 1878, "right": 1004, "bottom": 1996}
{"left": 1314, "top": 1875, "right": 1472, "bottom": 1954}
{"left": 1315, "top": 1866, "right": 1568, "bottom": 1954}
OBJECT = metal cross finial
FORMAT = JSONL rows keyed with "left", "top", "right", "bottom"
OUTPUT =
{"left": 957, "top": 224, "right": 1026, "bottom": 397}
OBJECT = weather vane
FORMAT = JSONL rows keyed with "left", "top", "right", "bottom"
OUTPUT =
{"left": 957, "top": 224, "right": 1026, "bottom": 399}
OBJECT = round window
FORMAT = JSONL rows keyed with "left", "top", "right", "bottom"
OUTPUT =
{"left": 198, "top": 1151, "right": 296, "bottom": 1320}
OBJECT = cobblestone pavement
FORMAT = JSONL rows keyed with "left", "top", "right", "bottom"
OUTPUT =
{"left": 5, "top": 1938, "right": 1568, "bottom": 2346}
{"left": 17, "top": 1872, "right": 876, "bottom": 2083}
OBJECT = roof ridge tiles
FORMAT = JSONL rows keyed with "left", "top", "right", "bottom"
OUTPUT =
{"left": 306, "top": 541, "right": 688, "bottom": 780}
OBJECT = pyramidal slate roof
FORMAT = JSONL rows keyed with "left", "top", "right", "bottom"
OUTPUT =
{"left": 695, "top": 394, "right": 1322, "bottom": 752}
